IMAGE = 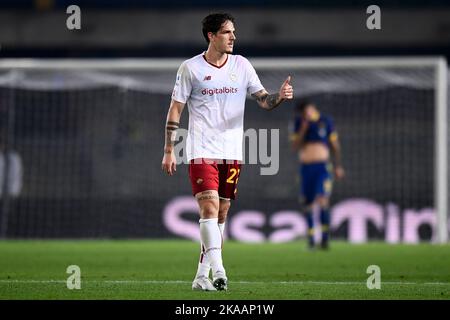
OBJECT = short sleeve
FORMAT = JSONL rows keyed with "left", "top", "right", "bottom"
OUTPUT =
{"left": 171, "top": 61, "right": 192, "bottom": 104}
{"left": 288, "top": 116, "right": 301, "bottom": 142}
{"left": 327, "top": 117, "right": 338, "bottom": 142}
{"left": 244, "top": 58, "right": 265, "bottom": 95}
{"left": 293, "top": 116, "right": 301, "bottom": 133}
{"left": 327, "top": 117, "right": 335, "bottom": 133}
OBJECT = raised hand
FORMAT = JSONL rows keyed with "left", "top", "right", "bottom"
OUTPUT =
{"left": 279, "top": 76, "right": 293, "bottom": 100}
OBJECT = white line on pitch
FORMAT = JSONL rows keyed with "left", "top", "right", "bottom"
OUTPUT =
{"left": 0, "top": 280, "right": 449, "bottom": 286}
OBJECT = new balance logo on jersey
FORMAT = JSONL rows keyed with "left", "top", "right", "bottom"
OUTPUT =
{"left": 201, "top": 87, "right": 238, "bottom": 96}
{"left": 203, "top": 75, "right": 212, "bottom": 81}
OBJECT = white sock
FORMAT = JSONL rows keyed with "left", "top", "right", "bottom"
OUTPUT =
{"left": 195, "top": 222, "right": 226, "bottom": 279}
{"left": 194, "top": 244, "right": 210, "bottom": 279}
{"left": 218, "top": 222, "right": 226, "bottom": 238}
{"left": 199, "top": 218, "right": 226, "bottom": 278}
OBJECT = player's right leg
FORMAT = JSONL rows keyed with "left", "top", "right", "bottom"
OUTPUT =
{"left": 193, "top": 199, "right": 229, "bottom": 287}
{"left": 192, "top": 242, "right": 214, "bottom": 290}
{"left": 196, "top": 190, "right": 227, "bottom": 290}
{"left": 189, "top": 159, "right": 226, "bottom": 291}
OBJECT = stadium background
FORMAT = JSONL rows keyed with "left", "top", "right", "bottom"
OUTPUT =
{"left": 0, "top": 0, "right": 449, "bottom": 243}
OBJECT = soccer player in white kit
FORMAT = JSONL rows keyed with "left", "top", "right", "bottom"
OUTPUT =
{"left": 161, "top": 13, "right": 293, "bottom": 291}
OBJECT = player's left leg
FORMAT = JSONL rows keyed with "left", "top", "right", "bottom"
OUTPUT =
{"left": 213, "top": 160, "right": 241, "bottom": 290}
{"left": 317, "top": 195, "right": 331, "bottom": 250}
{"left": 317, "top": 164, "right": 333, "bottom": 250}
{"left": 218, "top": 198, "right": 230, "bottom": 241}
{"left": 305, "top": 205, "right": 315, "bottom": 250}
{"left": 217, "top": 160, "right": 240, "bottom": 228}
{"left": 300, "top": 163, "right": 316, "bottom": 249}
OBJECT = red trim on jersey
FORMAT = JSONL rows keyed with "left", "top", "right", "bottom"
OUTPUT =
{"left": 203, "top": 54, "right": 228, "bottom": 69}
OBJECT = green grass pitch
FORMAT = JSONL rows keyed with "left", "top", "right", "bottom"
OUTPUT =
{"left": 0, "top": 240, "right": 449, "bottom": 300}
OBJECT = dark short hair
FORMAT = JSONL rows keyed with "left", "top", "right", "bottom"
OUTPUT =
{"left": 202, "top": 13, "right": 235, "bottom": 44}
{"left": 296, "top": 100, "right": 314, "bottom": 113}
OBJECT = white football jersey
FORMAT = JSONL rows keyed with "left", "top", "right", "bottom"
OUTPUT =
{"left": 172, "top": 53, "right": 264, "bottom": 161}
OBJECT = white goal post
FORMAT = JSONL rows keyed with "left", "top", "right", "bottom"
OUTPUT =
{"left": 0, "top": 56, "right": 447, "bottom": 243}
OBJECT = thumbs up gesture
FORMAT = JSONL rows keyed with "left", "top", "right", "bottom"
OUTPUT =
{"left": 279, "top": 76, "right": 293, "bottom": 100}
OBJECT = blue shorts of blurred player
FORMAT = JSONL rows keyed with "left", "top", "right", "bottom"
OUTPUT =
{"left": 299, "top": 162, "right": 333, "bottom": 250}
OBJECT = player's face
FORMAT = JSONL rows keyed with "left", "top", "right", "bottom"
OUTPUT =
{"left": 210, "top": 20, "right": 236, "bottom": 54}
{"left": 303, "top": 105, "right": 317, "bottom": 120}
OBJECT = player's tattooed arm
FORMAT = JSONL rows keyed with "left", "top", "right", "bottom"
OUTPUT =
{"left": 162, "top": 100, "right": 185, "bottom": 176}
{"left": 252, "top": 76, "right": 293, "bottom": 110}
{"left": 165, "top": 121, "right": 179, "bottom": 151}
{"left": 163, "top": 100, "right": 185, "bottom": 154}
{"left": 252, "top": 90, "right": 283, "bottom": 110}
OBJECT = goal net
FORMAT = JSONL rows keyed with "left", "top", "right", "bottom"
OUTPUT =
{"left": 0, "top": 57, "right": 447, "bottom": 243}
